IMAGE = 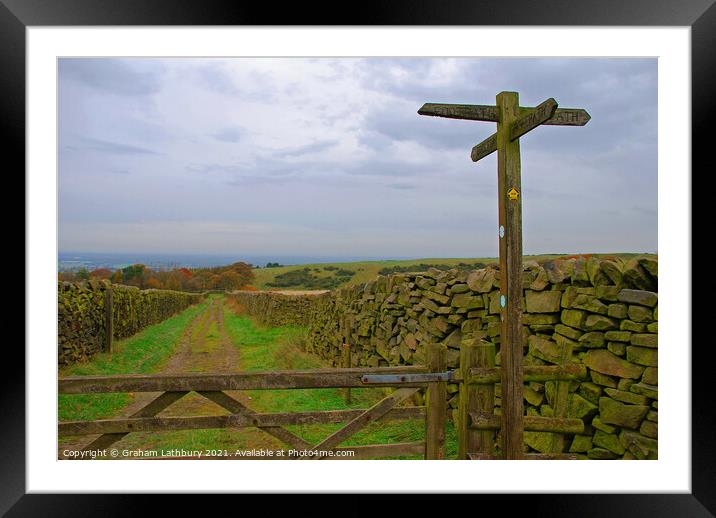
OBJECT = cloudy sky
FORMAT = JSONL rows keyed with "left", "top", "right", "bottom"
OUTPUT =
{"left": 58, "top": 57, "right": 657, "bottom": 259}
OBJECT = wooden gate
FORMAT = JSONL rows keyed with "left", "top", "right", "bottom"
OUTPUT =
{"left": 455, "top": 338, "right": 588, "bottom": 460}
{"left": 58, "top": 343, "right": 448, "bottom": 460}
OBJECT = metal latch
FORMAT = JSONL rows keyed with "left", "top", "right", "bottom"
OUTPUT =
{"left": 360, "top": 371, "right": 456, "bottom": 384}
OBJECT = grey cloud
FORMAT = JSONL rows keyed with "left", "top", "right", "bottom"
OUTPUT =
{"left": 386, "top": 182, "right": 417, "bottom": 190}
{"left": 360, "top": 58, "right": 657, "bottom": 161}
{"left": 71, "top": 137, "right": 160, "bottom": 155}
{"left": 274, "top": 140, "right": 339, "bottom": 158}
{"left": 59, "top": 58, "right": 163, "bottom": 96}
{"left": 196, "top": 63, "right": 277, "bottom": 101}
{"left": 361, "top": 106, "right": 483, "bottom": 152}
{"left": 189, "top": 157, "right": 303, "bottom": 185}
{"left": 211, "top": 127, "right": 244, "bottom": 143}
{"left": 346, "top": 157, "right": 437, "bottom": 178}
{"left": 187, "top": 164, "right": 244, "bottom": 175}
{"left": 197, "top": 64, "right": 240, "bottom": 96}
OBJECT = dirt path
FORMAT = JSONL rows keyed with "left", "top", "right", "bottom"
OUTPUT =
{"left": 63, "top": 296, "right": 284, "bottom": 457}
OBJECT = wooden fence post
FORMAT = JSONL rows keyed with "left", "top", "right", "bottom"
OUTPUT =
{"left": 475, "top": 340, "right": 496, "bottom": 456}
{"left": 104, "top": 288, "right": 113, "bottom": 354}
{"left": 458, "top": 339, "right": 477, "bottom": 459}
{"left": 458, "top": 339, "right": 496, "bottom": 459}
{"left": 342, "top": 343, "right": 352, "bottom": 405}
{"left": 425, "top": 342, "right": 447, "bottom": 459}
{"left": 549, "top": 340, "right": 573, "bottom": 453}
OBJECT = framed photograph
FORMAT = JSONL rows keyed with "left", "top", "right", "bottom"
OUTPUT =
{"left": 11, "top": 0, "right": 710, "bottom": 513}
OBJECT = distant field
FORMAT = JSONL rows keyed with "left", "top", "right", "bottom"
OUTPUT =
{"left": 250, "top": 253, "right": 656, "bottom": 291}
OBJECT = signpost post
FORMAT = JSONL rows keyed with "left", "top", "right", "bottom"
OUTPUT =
{"left": 419, "top": 92, "right": 590, "bottom": 459}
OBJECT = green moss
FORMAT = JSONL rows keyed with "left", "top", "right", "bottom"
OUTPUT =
{"left": 58, "top": 301, "right": 208, "bottom": 422}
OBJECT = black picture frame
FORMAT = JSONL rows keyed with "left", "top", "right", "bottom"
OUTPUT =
{"left": 8, "top": 0, "right": 711, "bottom": 514}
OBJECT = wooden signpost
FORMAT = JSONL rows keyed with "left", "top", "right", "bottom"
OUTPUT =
{"left": 419, "top": 92, "right": 590, "bottom": 459}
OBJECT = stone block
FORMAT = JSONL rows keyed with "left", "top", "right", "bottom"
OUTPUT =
{"left": 630, "top": 333, "right": 657, "bottom": 348}
{"left": 628, "top": 305, "right": 654, "bottom": 323}
{"left": 630, "top": 383, "right": 658, "bottom": 400}
{"left": 617, "top": 289, "right": 658, "bottom": 308}
{"left": 524, "top": 431, "right": 558, "bottom": 453}
{"left": 466, "top": 269, "right": 497, "bottom": 293}
{"left": 449, "top": 283, "right": 469, "bottom": 295}
{"left": 561, "top": 309, "right": 587, "bottom": 329}
{"left": 584, "top": 314, "right": 618, "bottom": 331}
{"left": 596, "top": 286, "right": 621, "bottom": 301}
{"left": 599, "top": 397, "right": 649, "bottom": 429}
{"left": 555, "top": 324, "right": 582, "bottom": 340}
{"left": 578, "top": 382, "right": 602, "bottom": 405}
{"left": 525, "top": 290, "right": 562, "bottom": 313}
{"left": 591, "top": 417, "right": 617, "bottom": 434}
{"left": 626, "top": 346, "right": 657, "bottom": 367}
{"left": 584, "top": 349, "right": 644, "bottom": 379}
{"left": 569, "top": 435, "right": 593, "bottom": 453}
{"left": 619, "top": 430, "right": 658, "bottom": 459}
{"left": 424, "top": 290, "right": 450, "bottom": 305}
{"left": 607, "top": 303, "right": 628, "bottom": 319}
{"left": 451, "top": 293, "right": 485, "bottom": 309}
{"left": 523, "top": 313, "right": 560, "bottom": 325}
{"left": 607, "top": 342, "right": 626, "bottom": 356}
{"left": 528, "top": 335, "right": 564, "bottom": 364}
{"left": 579, "top": 331, "right": 605, "bottom": 348}
{"left": 590, "top": 370, "right": 618, "bottom": 388}
{"left": 640, "top": 420, "right": 658, "bottom": 439}
{"left": 620, "top": 319, "right": 647, "bottom": 332}
{"left": 567, "top": 393, "right": 598, "bottom": 420}
{"left": 604, "top": 388, "right": 649, "bottom": 406}
{"left": 593, "top": 430, "right": 626, "bottom": 455}
{"left": 642, "top": 367, "right": 658, "bottom": 385}
{"left": 605, "top": 330, "right": 631, "bottom": 342}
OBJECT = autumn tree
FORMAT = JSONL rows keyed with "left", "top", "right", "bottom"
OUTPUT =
{"left": 89, "top": 268, "right": 112, "bottom": 280}
{"left": 216, "top": 271, "right": 243, "bottom": 291}
{"left": 144, "top": 277, "right": 161, "bottom": 289}
{"left": 121, "top": 264, "right": 148, "bottom": 288}
{"left": 227, "top": 261, "right": 255, "bottom": 287}
{"left": 163, "top": 270, "right": 184, "bottom": 291}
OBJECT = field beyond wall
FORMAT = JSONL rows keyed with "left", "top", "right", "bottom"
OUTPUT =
{"left": 250, "top": 254, "right": 656, "bottom": 291}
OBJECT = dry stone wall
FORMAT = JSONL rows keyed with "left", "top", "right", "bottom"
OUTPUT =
{"left": 230, "top": 256, "right": 658, "bottom": 459}
{"left": 227, "top": 290, "right": 328, "bottom": 327}
{"left": 58, "top": 280, "right": 204, "bottom": 366}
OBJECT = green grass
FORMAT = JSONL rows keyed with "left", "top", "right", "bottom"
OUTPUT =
{"left": 60, "top": 294, "right": 459, "bottom": 458}
{"left": 250, "top": 253, "right": 656, "bottom": 291}
{"left": 221, "top": 304, "right": 458, "bottom": 458}
{"left": 58, "top": 299, "right": 209, "bottom": 422}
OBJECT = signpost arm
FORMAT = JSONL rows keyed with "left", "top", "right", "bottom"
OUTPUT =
{"left": 496, "top": 91, "right": 524, "bottom": 459}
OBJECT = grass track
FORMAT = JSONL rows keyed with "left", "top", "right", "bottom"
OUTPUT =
{"left": 221, "top": 302, "right": 458, "bottom": 458}
{"left": 58, "top": 295, "right": 457, "bottom": 458}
